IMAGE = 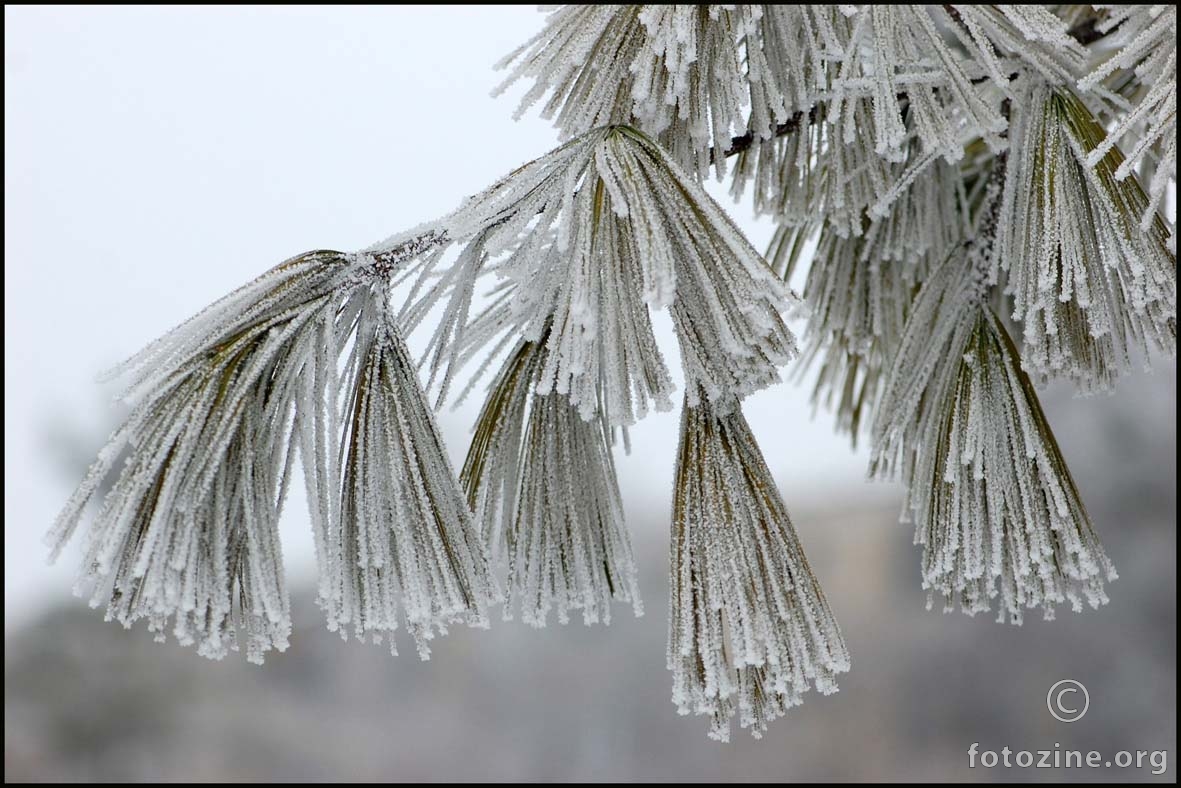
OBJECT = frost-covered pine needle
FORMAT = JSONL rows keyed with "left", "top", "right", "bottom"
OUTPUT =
{"left": 792, "top": 227, "right": 913, "bottom": 446}
{"left": 826, "top": 6, "right": 1008, "bottom": 165}
{"left": 948, "top": 5, "right": 1088, "bottom": 89}
{"left": 48, "top": 239, "right": 504, "bottom": 663}
{"left": 497, "top": 5, "right": 1095, "bottom": 186}
{"left": 669, "top": 394, "right": 850, "bottom": 741}
{"left": 460, "top": 334, "right": 641, "bottom": 627}
{"left": 403, "top": 124, "right": 797, "bottom": 422}
{"left": 996, "top": 81, "right": 1176, "bottom": 390}
{"left": 496, "top": 6, "right": 848, "bottom": 180}
{"left": 1078, "top": 5, "right": 1177, "bottom": 252}
{"left": 872, "top": 244, "right": 1117, "bottom": 624}
{"left": 47, "top": 250, "right": 359, "bottom": 663}
{"left": 786, "top": 155, "right": 967, "bottom": 444}
{"left": 311, "top": 289, "right": 499, "bottom": 658}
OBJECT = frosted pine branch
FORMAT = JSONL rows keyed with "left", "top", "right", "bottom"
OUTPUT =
{"left": 316, "top": 289, "right": 499, "bottom": 658}
{"left": 46, "top": 4, "right": 1177, "bottom": 744}
{"left": 1079, "top": 5, "right": 1177, "bottom": 252}
{"left": 872, "top": 225, "right": 1117, "bottom": 623}
{"left": 996, "top": 81, "right": 1176, "bottom": 390}
{"left": 461, "top": 334, "right": 641, "bottom": 627}
{"left": 401, "top": 125, "right": 799, "bottom": 422}
{"left": 48, "top": 251, "right": 359, "bottom": 662}
{"left": 670, "top": 394, "right": 850, "bottom": 741}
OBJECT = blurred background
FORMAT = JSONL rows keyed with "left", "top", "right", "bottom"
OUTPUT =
{"left": 5, "top": 6, "right": 1175, "bottom": 782}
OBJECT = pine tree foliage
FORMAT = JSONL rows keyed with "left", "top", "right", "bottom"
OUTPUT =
{"left": 388, "top": 125, "right": 796, "bottom": 425}
{"left": 871, "top": 205, "right": 1117, "bottom": 622}
{"left": 49, "top": 251, "right": 357, "bottom": 663}
{"left": 315, "top": 289, "right": 499, "bottom": 658}
{"left": 50, "top": 5, "right": 1175, "bottom": 740}
{"left": 996, "top": 80, "right": 1175, "bottom": 390}
{"left": 1079, "top": 5, "right": 1177, "bottom": 252}
{"left": 670, "top": 393, "right": 849, "bottom": 741}
{"left": 460, "top": 332, "right": 642, "bottom": 627}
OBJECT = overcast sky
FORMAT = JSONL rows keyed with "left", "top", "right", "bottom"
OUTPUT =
{"left": 4, "top": 6, "right": 877, "bottom": 627}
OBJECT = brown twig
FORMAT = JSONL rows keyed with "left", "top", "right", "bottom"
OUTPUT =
{"left": 709, "top": 7, "right": 1119, "bottom": 163}
{"left": 712, "top": 107, "right": 818, "bottom": 163}
{"left": 1067, "top": 13, "right": 1121, "bottom": 46}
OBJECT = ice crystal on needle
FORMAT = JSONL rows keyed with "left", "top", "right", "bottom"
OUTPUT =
{"left": 670, "top": 394, "right": 850, "bottom": 741}
{"left": 461, "top": 334, "right": 641, "bottom": 626}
